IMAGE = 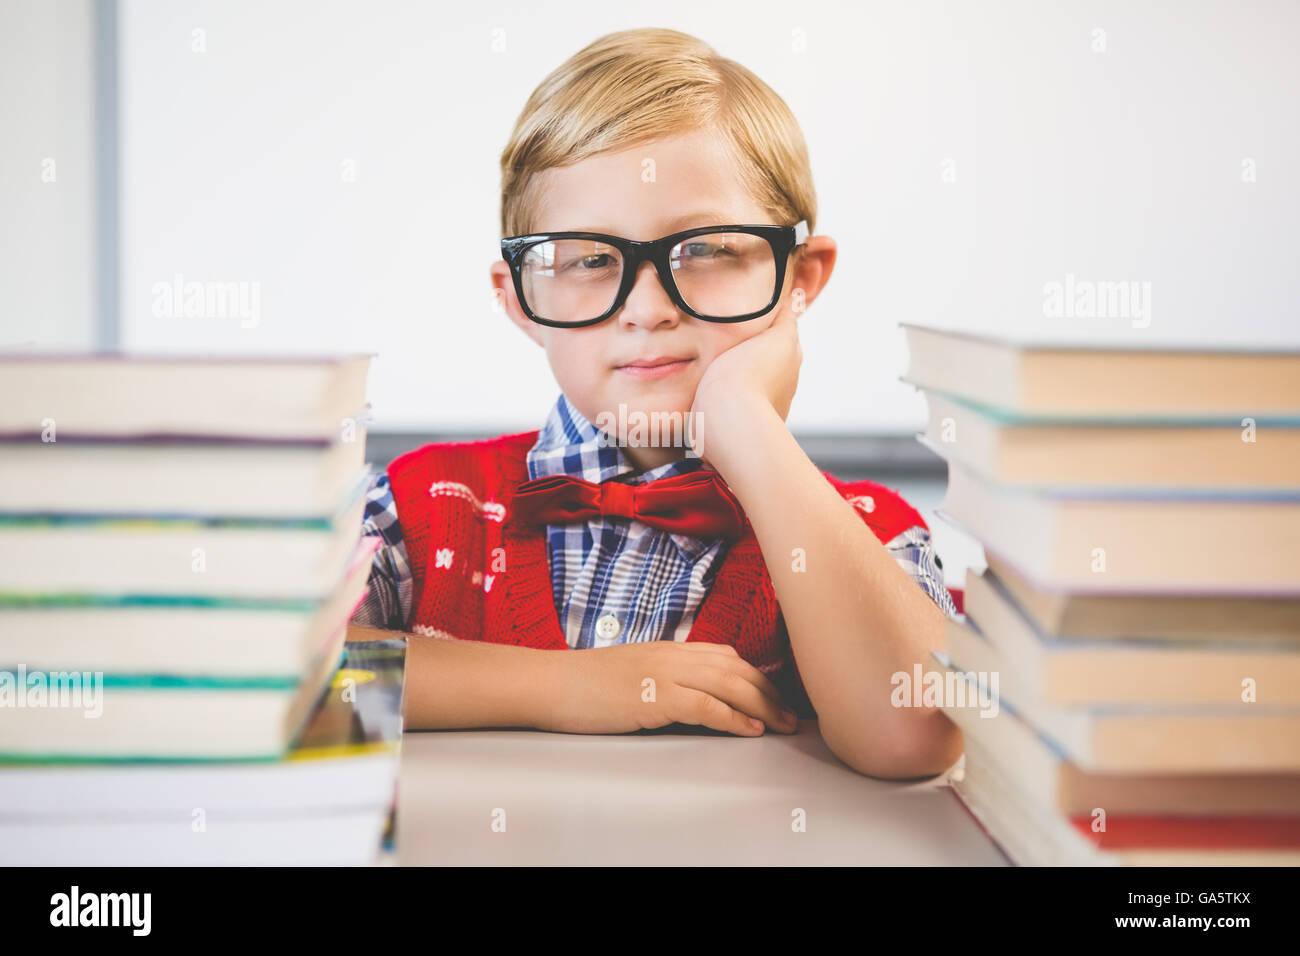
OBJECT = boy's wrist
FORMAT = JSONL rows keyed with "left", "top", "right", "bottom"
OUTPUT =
{"left": 693, "top": 390, "right": 781, "bottom": 473}
{"left": 523, "top": 645, "right": 581, "bottom": 733}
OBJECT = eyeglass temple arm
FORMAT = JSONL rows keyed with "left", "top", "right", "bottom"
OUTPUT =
{"left": 793, "top": 220, "right": 810, "bottom": 246}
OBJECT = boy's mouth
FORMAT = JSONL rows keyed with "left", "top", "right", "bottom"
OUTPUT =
{"left": 615, "top": 355, "right": 694, "bottom": 380}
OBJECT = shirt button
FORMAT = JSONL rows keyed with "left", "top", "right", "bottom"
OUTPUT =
{"left": 595, "top": 613, "right": 622, "bottom": 641}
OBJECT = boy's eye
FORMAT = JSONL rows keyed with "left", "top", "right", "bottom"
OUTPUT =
{"left": 552, "top": 243, "right": 620, "bottom": 275}
{"left": 554, "top": 253, "right": 617, "bottom": 276}
{"left": 674, "top": 236, "right": 747, "bottom": 265}
{"left": 680, "top": 240, "right": 729, "bottom": 258}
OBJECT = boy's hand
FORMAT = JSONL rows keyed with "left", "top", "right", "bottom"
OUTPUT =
{"left": 688, "top": 303, "right": 802, "bottom": 462}
{"left": 691, "top": 304, "right": 800, "bottom": 465}
{"left": 542, "top": 641, "right": 800, "bottom": 736}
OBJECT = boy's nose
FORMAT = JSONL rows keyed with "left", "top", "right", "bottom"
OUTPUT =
{"left": 617, "top": 260, "right": 681, "bottom": 330}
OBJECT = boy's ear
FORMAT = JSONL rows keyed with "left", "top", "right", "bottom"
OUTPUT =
{"left": 788, "top": 235, "right": 837, "bottom": 312}
{"left": 489, "top": 261, "right": 545, "bottom": 347}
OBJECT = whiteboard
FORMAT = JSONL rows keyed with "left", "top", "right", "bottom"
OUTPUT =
{"left": 119, "top": 0, "right": 1300, "bottom": 433}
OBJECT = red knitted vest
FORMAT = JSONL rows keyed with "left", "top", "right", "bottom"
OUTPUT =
{"left": 386, "top": 430, "right": 930, "bottom": 717}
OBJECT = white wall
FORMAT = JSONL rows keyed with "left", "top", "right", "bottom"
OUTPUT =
{"left": 0, "top": 0, "right": 98, "bottom": 350}
{"left": 116, "top": 0, "right": 1300, "bottom": 433}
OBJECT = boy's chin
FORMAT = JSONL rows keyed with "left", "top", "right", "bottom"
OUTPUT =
{"left": 592, "top": 401, "right": 694, "bottom": 419}
{"left": 602, "top": 399, "right": 694, "bottom": 420}
{"left": 596, "top": 384, "right": 696, "bottom": 414}
{"left": 587, "top": 397, "right": 699, "bottom": 448}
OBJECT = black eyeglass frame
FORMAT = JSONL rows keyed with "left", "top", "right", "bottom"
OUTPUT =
{"left": 500, "top": 221, "right": 809, "bottom": 328}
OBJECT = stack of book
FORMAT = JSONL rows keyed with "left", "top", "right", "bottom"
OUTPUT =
{"left": 0, "top": 353, "right": 403, "bottom": 865}
{"left": 902, "top": 324, "right": 1300, "bottom": 865}
{"left": 0, "top": 637, "right": 408, "bottom": 865}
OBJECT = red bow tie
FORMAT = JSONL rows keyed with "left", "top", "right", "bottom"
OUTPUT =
{"left": 512, "top": 470, "right": 748, "bottom": 541}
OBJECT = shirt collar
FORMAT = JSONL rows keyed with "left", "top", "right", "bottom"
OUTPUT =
{"left": 526, "top": 393, "right": 720, "bottom": 557}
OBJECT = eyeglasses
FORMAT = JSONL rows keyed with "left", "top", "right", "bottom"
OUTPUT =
{"left": 500, "top": 221, "right": 809, "bottom": 328}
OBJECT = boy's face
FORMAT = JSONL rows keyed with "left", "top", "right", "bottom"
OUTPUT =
{"left": 491, "top": 127, "right": 833, "bottom": 458}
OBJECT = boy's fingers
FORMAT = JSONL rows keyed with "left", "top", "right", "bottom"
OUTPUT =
{"left": 672, "top": 687, "right": 765, "bottom": 737}
{"left": 681, "top": 641, "right": 743, "bottom": 656}
{"left": 678, "top": 645, "right": 791, "bottom": 719}
{"left": 676, "top": 666, "right": 798, "bottom": 734}
{"left": 720, "top": 657, "right": 786, "bottom": 709}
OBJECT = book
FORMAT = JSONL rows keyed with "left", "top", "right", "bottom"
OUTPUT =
{"left": 0, "top": 434, "right": 369, "bottom": 519}
{"left": 938, "top": 459, "right": 1300, "bottom": 593}
{"left": 938, "top": 632, "right": 1300, "bottom": 773}
{"left": 901, "top": 323, "right": 1300, "bottom": 420}
{"left": 0, "top": 811, "right": 391, "bottom": 867}
{"left": 0, "top": 638, "right": 408, "bottom": 866}
{"left": 951, "top": 740, "right": 1300, "bottom": 866}
{"left": 959, "top": 568, "right": 1300, "bottom": 706}
{"left": 0, "top": 483, "right": 367, "bottom": 601}
{"left": 0, "top": 352, "right": 373, "bottom": 441}
{"left": 918, "top": 389, "right": 1300, "bottom": 491}
{"left": 982, "top": 551, "right": 1300, "bottom": 643}
{"left": 935, "top": 653, "right": 1300, "bottom": 816}
{"left": 0, "top": 537, "right": 376, "bottom": 677}
{"left": 1069, "top": 814, "right": 1300, "bottom": 855}
{"left": 949, "top": 740, "right": 1109, "bottom": 866}
{"left": 0, "top": 612, "right": 350, "bottom": 760}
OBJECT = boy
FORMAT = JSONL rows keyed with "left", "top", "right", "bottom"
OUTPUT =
{"left": 349, "top": 27, "right": 962, "bottom": 780}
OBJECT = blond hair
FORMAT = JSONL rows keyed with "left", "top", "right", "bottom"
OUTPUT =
{"left": 499, "top": 28, "right": 817, "bottom": 238}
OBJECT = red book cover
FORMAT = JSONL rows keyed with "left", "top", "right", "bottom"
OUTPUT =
{"left": 1069, "top": 815, "right": 1300, "bottom": 850}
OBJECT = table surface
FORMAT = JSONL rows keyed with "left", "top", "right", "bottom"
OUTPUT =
{"left": 395, "top": 720, "right": 1006, "bottom": 865}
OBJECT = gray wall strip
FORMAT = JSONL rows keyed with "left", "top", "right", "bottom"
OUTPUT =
{"left": 94, "top": 0, "right": 119, "bottom": 349}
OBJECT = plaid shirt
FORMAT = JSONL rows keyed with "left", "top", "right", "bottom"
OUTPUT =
{"left": 351, "top": 393, "right": 957, "bottom": 640}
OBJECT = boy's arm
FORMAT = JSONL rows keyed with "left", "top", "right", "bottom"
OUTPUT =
{"left": 701, "top": 392, "right": 964, "bottom": 781}
{"left": 346, "top": 624, "right": 797, "bottom": 735}
{"left": 350, "top": 470, "right": 563, "bottom": 730}
{"left": 347, "top": 624, "right": 564, "bottom": 730}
